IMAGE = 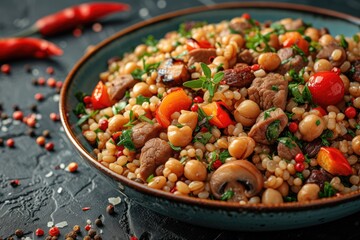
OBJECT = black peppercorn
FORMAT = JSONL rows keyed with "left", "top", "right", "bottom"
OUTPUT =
{"left": 83, "top": 236, "right": 91, "bottom": 240}
{"left": 88, "top": 229, "right": 96, "bottom": 238}
{"left": 94, "top": 235, "right": 103, "bottom": 240}
{"left": 0, "top": 138, "right": 3, "bottom": 146}
{"left": 95, "top": 218, "right": 103, "bottom": 227}
{"left": 12, "top": 105, "right": 19, "bottom": 111}
{"left": 24, "top": 64, "right": 32, "bottom": 73}
{"left": 26, "top": 129, "right": 36, "bottom": 137}
{"left": 29, "top": 104, "right": 38, "bottom": 112}
{"left": 43, "top": 129, "right": 51, "bottom": 138}
{"left": 73, "top": 225, "right": 81, "bottom": 233}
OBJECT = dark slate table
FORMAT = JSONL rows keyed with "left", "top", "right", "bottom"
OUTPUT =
{"left": 0, "top": 0, "right": 359, "bottom": 239}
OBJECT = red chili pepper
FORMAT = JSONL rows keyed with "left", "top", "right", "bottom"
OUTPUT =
{"left": 0, "top": 38, "right": 63, "bottom": 62}
{"left": 15, "top": 2, "right": 130, "bottom": 37}
{"left": 186, "top": 38, "right": 213, "bottom": 51}
{"left": 91, "top": 80, "right": 113, "bottom": 109}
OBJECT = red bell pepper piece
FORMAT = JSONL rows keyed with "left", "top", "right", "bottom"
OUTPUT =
{"left": 317, "top": 147, "right": 353, "bottom": 176}
{"left": 282, "top": 32, "right": 309, "bottom": 55}
{"left": 186, "top": 38, "right": 213, "bottom": 51}
{"left": 14, "top": 2, "right": 130, "bottom": 37}
{"left": 201, "top": 101, "right": 234, "bottom": 129}
{"left": 0, "top": 38, "right": 63, "bottom": 62}
{"left": 155, "top": 88, "right": 192, "bottom": 128}
{"left": 91, "top": 81, "right": 112, "bottom": 109}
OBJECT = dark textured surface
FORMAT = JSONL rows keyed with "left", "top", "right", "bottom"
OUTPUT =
{"left": 0, "top": 0, "right": 359, "bottom": 239}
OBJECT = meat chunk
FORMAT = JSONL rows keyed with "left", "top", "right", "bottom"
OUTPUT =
{"left": 157, "top": 58, "right": 190, "bottom": 86}
{"left": 229, "top": 18, "right": 252, "bottom": 35}
{"left": 350, "top": 60, "right": 360, "bottom": 82}
{"left": 306, "top": 169, "right": 333, "bottom": 190}
{"left": 276, "top": 48, "right": 307, "bottom": 75}
{"left": 316, "top": 43, "right": 346, "bottom": 67}
{"left": 277, "top": 138, "right": 302, "bottom": 160}
{"left": 131, "top": 122, "right": 162, "bottom": 149}
{"left": 188, "top": 48, "right": 217, "bottom": 67}
{"left": 222, "top": 63, "right": 255, "bottom": 88}
{"left": 248, "top": 73, "right": 288, "bottom": 110}
{"left": 248, "top": 108, "right": 288, "bottom": 145}
{"left": 139, "top": 138, "right": 172, "bottom": 181}
{"left": 237, "top": 49, "right": 254, "bottom": 65}
{"left": 107, "top": 74, "right": 137, "bottom": 102}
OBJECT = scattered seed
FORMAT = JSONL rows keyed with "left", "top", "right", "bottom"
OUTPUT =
{"left": 42, "top": 129, "right": 51, "bottom": 138}
{"left": 29, "top": 104, "right": 38, "bottom": 112}
{"left": 1, "top": 112, "right": 8, "bottom": 119}
{"left": 0, "top": 138, "right": 3, "bottom": 146}
{"left": 10, "top": 179, "right": 20, "bottom": 187}
{"left": 45, "top": 142, "right": 54, "bottom": 151}
{"left": 84, "top": 224, "right": 91, "bottom": 231}
{"left": 37, "top": 77, "right": 46, "bottom": 85}
{"left": 56, "top": 81, "right": 63, "bottom": 89}
{"left": 6, "top": 138, "right": 15, "bottom": 148}
{"left": 65, "top": 231, "right": 77, "bottom": 239}
{"left": 92, "top": 23, "right": 103, "bottom": 32}
{"left": 55, "top": 221, "right": 68, "bottom": 228}
{"left": 49, "top": 226, "right": 60, "bottom": 237}
{"left": 73, "top": 28, "right": 82, "bottom": 37}
{"left": 15, "top": 229, "right": 24, "bottom": 237}
{"left": 83, "top": 236, "right": 91, "bottom": 240}
{"left": 50, "top": 112, "right": 59, "bottom": 121}
{"left": 12, "top": 111, "right": 23, "bottom": 120}
{"left": 47, "top": 78, "right": 56, "bottom": 88}
{"left": 106, "top": 204, "right": 115, "bottom": 215}
{"left": 12, "top": 105, "right": 20, "bottom": 111}
{"left": 82, "top": 207, "right": 91, "bottom": 211}
{"left": 31, "top": 79, "right": 38, "bottom": 86}
{"left": 24, "top": 64, "right": 32, "bottom": 73}
{"left": 26, "top": 128, "right": 36, "bottom": 137}
{"left": 26, "top": 117, "right": 36, "bottom": 128}
{"left": 1, "top": 64, "right": 11, "bottom": 74}
{"left": 72, "top": 225, "right": 81, "bottom": 233}
{"left": 94, "top": 234, "right": 103, "bottom": 240}
{"left": 34, "top": 93, "right": 45, "bottom": 101}
{"left": 108, "top": 196, "right": 121, "bottom": 205}
{"left": 45, "top": 171, "right": 53, "bottom": 178}
{"left": 95, "top": 218, "right": 103, "bottom": 227}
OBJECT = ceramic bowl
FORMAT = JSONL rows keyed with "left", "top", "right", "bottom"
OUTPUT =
{"left": 60, "top": 2, "right": 360, "bottom": 231}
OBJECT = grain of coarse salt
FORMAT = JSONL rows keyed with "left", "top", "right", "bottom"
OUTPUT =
{"left": 1, "top": 126, "right": 8, "bottom": 132}
{"left": 53, "top": 94, "right": 60, "bottom": 102}
{"left": 55, "top": 221, "right": 68, "bottom": 228}
{"left": 57, "top": 187, "right": 63, "bottom": 194}
{"left": 24, "top": 237, "right": 32, "bottom": 240}
{"left": 59, "top": 163, "right": 65, "bottom": 169}
{"left": 45, "top": 171, "right": 53, "bottom": 178}
{"left": 47, "top": 221, "right": 54, "bottom": 227}
{"left": 108, "top": 196, "right": 121, "bottom": 205}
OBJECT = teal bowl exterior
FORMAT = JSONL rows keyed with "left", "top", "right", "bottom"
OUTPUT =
{"left": 60, "top": 3, "right": 360, "bottom": 231}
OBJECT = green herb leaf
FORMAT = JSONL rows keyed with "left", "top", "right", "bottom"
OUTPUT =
{"left": 291, "top": 45, "right": 308, "bottom": 62}
{"left": 347, "top": 129, "right": 356, "bottom": 137}
{"left": 339, "top": 34, "right": 348, "bottom": 49}
{"left": 183, "top": 79, "right": 204, "bottom": 88}
{"left": 73, "top": 102, "right": 86, "bottom": 115}
{"left": 266, "top": 120, "right": 281, "bottom": 142}
{"left": 123, "top": 110, "right": 136, "bottom": 128}
{"left": 138, "top": 114, "right": 154, "bottom": 124}
{"left": 245, "top": 30, "right": 275, "bottom": 53}
{"left": 213, "top": 72, "right": 224, "bottom": 84}
{"left": 195, "top": 107, "right": 212, "bottom": 132}
{"left": 278, "top": 137, "right": 296, "bottom": 149}
{"left": 271, "top": 85, "right": 279, "bottom": 91}
{"left": 270, "top": 23, "right": 287, "bottom": 35}
{"left": 353, "top": 34, "right": 360, "bottom": 43}
{"left": 319, "top": 182, "right": 337, "bottom": 198}
{"left": 117, "top": 129, "right": 135, "bottom": 151}
{"left": 178, "top": 21, "right": 207, "bottom": 38}
{"left": 194, "top": 132, "right": 213, "bottom": 145}
{"left": 221, "top": 189, "right": 234, "bottom": 201}
{"left": 112, "top": 101, "right": 127, "bottom": 115}
{"left": 219, "top": 150, "right": 231, "bottom": 162}
{"left": 143, "top": 35, "right": 158, "bottom": 47}
{"left": 263, "top": 107, "right": 276, "bottom": 120}
{"left": 321, "top": 129, "right": 334, "bottom": 146}
{"left": 76, "top": 110, "right": 99, "bottom": 126}
{"left": 146, "top": 174, "right": 154, "bottom": 183}
{"left": 169, "top": 141, "right": 182, "bottom": 151}
{"left": 288, "top": 83, "right": 312, "bottom": 104}
{"left": 315, "top": 119, "right": 321, "bottom": 126}
{"left": 131, "top": 58, "right": 160, "bottom": 80}
{"left": 201, "top": 63, "right": 212, "bottom": 78}
{"left": 136, "top": 95, "right": 150, "bottom": 105}
{"left": 75, "top": 91, "right": 87, "bottom": 102}
{"left": 296, "top": 172, "right": 305, "bottom": 181}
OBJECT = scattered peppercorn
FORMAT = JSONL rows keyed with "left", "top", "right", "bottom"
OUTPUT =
{"left": 12, "top": 110, "right": 23, "bottom": 120}
{"left": 36, "top": 228, "right": 45, "bottom": 236}
{"left": 36, "top": 136, "right": 46, "bottom": 146}
{"left": 15, "top": 229, "right": 24, "bottom": 237}
{"left": 82, "top": 206, "right": 90, "bottom": 211}
{"left": 24, "top": 64, "right": 32, "bottom": 73}
{"left": 83, "top": 236, "right": 91, "bottom": 240}
{"left": 50, "top": 112, "right": 59, "bottom": 121}
{"left": 72, "top": 225, "right": 81, "bottom": 233}
{"left": 65, "top": 231, "right": 77, "bottom": 239}
{"left": 49, "top": 226, "right": 60, "bottom": 237}
{"left": 106, "top": 204, "right": 115, "bottom": 215}
{"left": 8, "top": 237, "right": 14, "bottom": 240}
{"left": 46, "top": 66, "right": 55, "bottom": 75}
{"left": 45, "top": 236, "right": 52, "bottom": 240}
{"left": 6, "top": 138, "right": 15, "bottom": 148}
{"left": 0, "top": 102, "right": 3, "bottom": 111}
{"left": 88, "top": 229, "right": 97, "bottom": 238}
{"left": 26, "top": 128, "right": 36, "bottom": 137}
{"left": 34, "top": 93, "right": 45, "bottom": 101}
{"left": 45, "top": 142, "right": 54, "bottom": 151}
{"left": 68, "top": 162, "right": 79, "bottom": 173}
{"left": 29, "top": 104, "right": 38, "bottom": 112}
{"left": 56, "top": 81, "right": 63, "bottom": 89}
{"left": 95, "top": 218, "right": 103, "bottom": 227}
{"left": 38, "top": 77, "right": 46, "bottom": 85}
{"left": 10, "top": 179, "right": 20, "bottom": 187}
{"left": 1, "top": 113, "right": 8, "bottom": 119}
{"left": 65, "top": 237, "right": 74, "bottom": 240}
{"left": 26, "top": 117, "right": 37, "bottom": 128}
{"left": 12, "top": 104, "right": 20, "bottom": 111}
{"left": 84, "top": 224, "right": 91, "bottom": 231}
{"left": 1, "top": 64, "right": 11, "bottom": 74}
{"left": 43, "top": 129, "right": 51, "bottom": 138}
{"left": 47, "top": 78, "right": 56, "bottom": 88}
{"left": 32, "top": 79, "right": 38, "bottom": 86}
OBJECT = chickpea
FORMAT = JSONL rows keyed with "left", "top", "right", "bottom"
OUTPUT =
{"left": 165, "top": 158, "right": 184, "bottom": 177}
{"left": 299, "top": 114, "right": 325, "bottom": 142}
{"left": 212, "top": 56, "right": 229, "bottom": 70}
{"left": 305, "top": 27, "right": 320, "bottom": 42}
{"left": 268, "top": 33, "right": 280, "bottom": 50}
{"left": 228, "top": 136, "right": 255, "bottom": 159}
{"left": 178, "top": 110, "right": 198, "bottom": 131}
{"left": 108, "top": 115, "right": 129, "bottom": 133}
{"left": 258, "top": 52, "right": 281, "bottom": 71}
{"left": 277, "top": 182, "right": 289, "bottom": 197}
{"left": 123, "top": 62, "right": 139, "bottom": 74}
{"left": 319, "top": 34, "right": 335, "bottom": 46}
{"left": 184, "top": 160, "right": 207, "bottom": 181}
{"left": 168, "top": 125, "right": 193, "bottom": 147}
{"left": 352, "top": 135, "right": 360, "bottom": 155}
{"left": 134, "top": 44, "right": 147, "bottom": 57}
{"left": 297, "top": 183, "right": 320, "bottom": 202}
{"left": 148, "top": 176, "right": 167, "bottom": 189}
{"left": 314, "top": 59, "right": 332, "bottom": 72}
{"left": 132, "top": 82, "right": 152, "bottom": 97}
{"left": 234, "top": 100, "right": 261, "bottom": 127}
{"left": 261, "top": 188, "right": 283, "bottom": 204}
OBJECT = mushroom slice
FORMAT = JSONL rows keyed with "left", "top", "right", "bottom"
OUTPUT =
{"left": 210, "top": 160, "right": 263, "bottom": 200}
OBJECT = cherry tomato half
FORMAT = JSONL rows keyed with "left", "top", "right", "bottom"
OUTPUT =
{"left": 282, "top": 32, "right": 309, "bottom": 55}
{"left": 307, "top": 71, "right": 345, "bottom": 107}
{"left": 91, "top": 80, "right": 112, "bottom": 109}
{"left": 186, "top": 38, "right": 213, "bottom": 51}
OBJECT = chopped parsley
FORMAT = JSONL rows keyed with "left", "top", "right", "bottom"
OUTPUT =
{"left": 123, "top": 110, "right": 136, "bottom": 128}
{"left": 263, "top": 107, "right": 277, "bottom": 120}
{"left": 291, "top": 45, "right": 308, "bottom": 62}
{"left": 318, "top": 182, "right": 337, "bottom": 198}
{"left": 219, "top": 150, "right": 231, "bottom": 162}
{"left": 112, "top": 101, "right": 127, "bottom": 115}
{"left": 76, "top": 110, "right": 99, "bottom": 126}
{"left": 353, "top": 34, "right": 360, "bottom": 43}
{"left": 183, "top": 63, "right": 224, "bottom": 102}
{"left": 117, "top": 129, "right": 135, "bottom": 151}
{"left": 178, "top": 21, "right": 207, "bottom": 38}
{"left": 270, "top": 23, "right": 287, "bottom": 35}
{"left": 347, "top": 129, "right": 356, "bottom": 137}
{"left": 194, "top": 132, "right": 213, "bottom": 145}
{"left": 138, "top": 114, "right": 153, "bottom": 124}
{"left": 169, "top": 141, "right": 181, "bottom": 151}
{"left": 143, "top": 35, "right": 158, "bottom": 47}
{"left": 288, "top": 83, "right": 312, "bottom": 104}
{"left": 136, "top": 95, "right": 150, "bottom": 105}
{"left": 195, "top": 107, "right": 212, "bottom": 132}
{"left": 339, "top": 34, "right": 348, "bottom": 49}
{"left": 245, "top": 30, "right": 275, "bottom": 53}
{"left": 296, "top": 172, "right": 305, "bottom": 181}
{"left": 271, "top": 85, "right": 279, "bottom": 91}
{"left": 320, "top": 129, "right": 333, "bottom": 146}
{"left": 221, "top": 189, "right": 234, "bottom": 201}
{"left": 266, "top": 120, "right": 281, "bottom": 142}
{"left": 131, "top": 58, "right": 160, "bottom": 80}
{"left": 315, "top": 119, "right": 321, "bottom": 126}
{"left": 146, "top": 174, "right": 154, "bottom": 183}
{"left": 278, "top": 137, "right": 296, "bottom": 149}
{"left": 73, "top": 102, "right": 86, "bottom": 116}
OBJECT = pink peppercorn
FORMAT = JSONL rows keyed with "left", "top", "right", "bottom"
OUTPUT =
{"left": 45, "top": 142, "right": 54, "bottom": 151}
{"left": 47, "top": 78, "right": 56, "bottom": 88}
{"left": 12, "top": 111, "right": 23, "bottom": 120}
{"left": 6, "top": 138, "right": 15, "bottom": 147}
{"left": 34, "top": 93, "right": 44, "bottom": 101}
{"left": 1, "top": 64, "right": 11, "bottom": 74}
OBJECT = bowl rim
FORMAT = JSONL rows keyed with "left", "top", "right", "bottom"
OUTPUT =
{"left": 60, "top": 2, "right": 360, "bottom": 212}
